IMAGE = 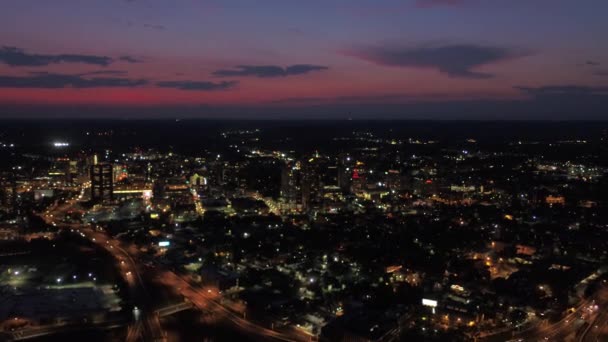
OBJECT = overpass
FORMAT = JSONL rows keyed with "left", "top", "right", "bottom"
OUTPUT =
{"left": 5, "top": 301, "right": 192, "bottom": 341}
{"left": 155, "top": 301, "right": 195, "bottom": 317}
{"left": 8, "top": 318, "right": 127, "bottom": 341}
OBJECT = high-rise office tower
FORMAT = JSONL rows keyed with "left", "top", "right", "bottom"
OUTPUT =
{"left": 280, "top": 161, "right": 303, "bottom": 211}
{"left": 90, "top": 163, "right": 113, "bottom": 203}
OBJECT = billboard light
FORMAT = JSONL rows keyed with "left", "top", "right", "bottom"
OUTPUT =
{"left": 422, "top": 298, "right": 438, "bottom": 308}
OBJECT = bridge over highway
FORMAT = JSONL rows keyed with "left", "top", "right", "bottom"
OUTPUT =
{"left": 155, "top": 301, "right": 195, "bottom": 318}
{"left": 8, "top": 318, "right": 127, "bottom": 341}
{"left": 4, "top": 301, "right": 192, "bottom": 341}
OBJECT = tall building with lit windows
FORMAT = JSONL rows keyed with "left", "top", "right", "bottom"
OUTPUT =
{"left": 90, "top": 163, "right": 113, "bottom": 203}
{"left": 301, "top": 158, "right": 325, "bottom": 211}
{"left": 280, "top": 161, "right": 303, "bottom": 211}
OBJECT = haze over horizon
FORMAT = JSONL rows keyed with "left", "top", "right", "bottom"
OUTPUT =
{"left": 1, "top": 0, "right": 608, "bottom": 119}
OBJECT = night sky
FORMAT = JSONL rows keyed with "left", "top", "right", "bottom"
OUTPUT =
{"left": 1, "top": 0, "right": 607, "bottom": 119}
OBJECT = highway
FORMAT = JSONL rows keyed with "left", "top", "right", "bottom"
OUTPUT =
{"left": 7, "top": 302, "right": 189, "bottom": 341}
{"left": 579, "top": 284, "right": 608, "bottom": 342}
{"left": 40, "top": 189, "right": 165, "bottom": 342}
{"left": 515, "top": 284, "right": 608, "bottom": 342}
{"left": 87, "top": 228, "right": 311, "bottom": 342}
{"left": 154, "top": 270, "right": 313, "bottom": 342}
{"left": 77, "top": 229, "right": 164, "bottom": 342}
{"left": 480, "top": 284, "right": 608, "bottom": 342}
{"left": 114, "top": 242, "right": 164, "bottom": 342}
{"left": 41, "top": 186, "right": 312, "bottom": 342}
{"left": 9, "top": 319, "right": 127, "bottom": 341}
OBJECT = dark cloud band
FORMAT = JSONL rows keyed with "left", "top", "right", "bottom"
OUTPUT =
{"left": 0, "top": 46, "right": 112, "bottom": 67}
{"left": 119, "top": 56, "right": 143, "bottom": 63}
{"left": 213, "top": 64, "right": 328, "bottom": 78}
{"left": 156, "top": 80, "right": 238, "bottom": 91}
{"left": 0, "top": 72, "right": 239, "bottom": 91}
{"left": 345, "top": 43, "right": 527, "bottom": 79}
{"left": 515, "top": 85, "right": 608, "bottom": 96}
{"left": 0, "top": 72, "right": 147, "bottom": 88}
{"left": 0, "top": 46, "right": 142, "bottom": 67}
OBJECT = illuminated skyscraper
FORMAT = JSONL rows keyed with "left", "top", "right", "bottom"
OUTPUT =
{"left": 301, "top": 158, "right": 325, "bottom": 211}
{"left": 350, "top": 169, "right": 365, "bottom": 193}
{"left": 90, "top": 163, "right": 113, "bottom": 203}
{"left": 280, "top": 161, "right": 303, "bottom": 211}
{"left": 386, "top": 169, "right": 403, "bottom": 191}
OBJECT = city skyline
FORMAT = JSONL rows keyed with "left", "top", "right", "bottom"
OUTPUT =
{"left": 0, "top": 120, "right": 606, "bottom": 341}
{"left": 1, "top": 0, "right": 608, "bottom": 119}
